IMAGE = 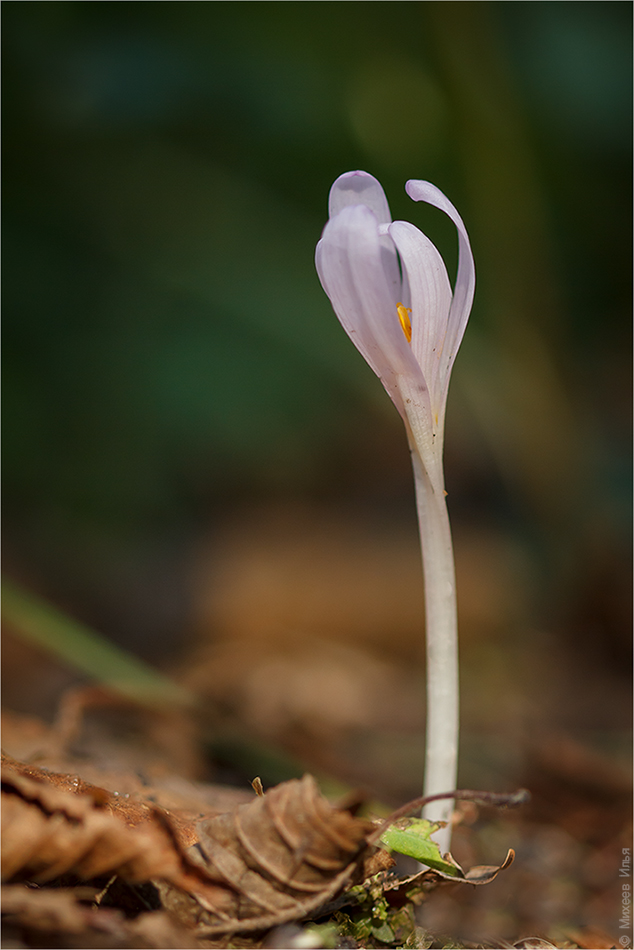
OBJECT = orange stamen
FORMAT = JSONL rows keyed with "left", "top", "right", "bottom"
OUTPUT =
{"left": 397, "top": 302, "right": 412, "bottom": 343}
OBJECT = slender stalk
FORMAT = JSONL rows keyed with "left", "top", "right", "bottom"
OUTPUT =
{"left": 408, "top": 436, "right": 459, "bottom": 856}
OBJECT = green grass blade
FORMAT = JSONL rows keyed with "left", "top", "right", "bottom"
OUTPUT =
{"left": 2, "top": 578, "right": 194, "bottom": 710}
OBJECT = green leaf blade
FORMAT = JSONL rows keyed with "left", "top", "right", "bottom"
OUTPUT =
{"left": 379, "top": 818, "right": 463, "bottom": 877}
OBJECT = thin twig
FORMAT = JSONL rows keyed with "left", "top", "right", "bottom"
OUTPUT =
{"left": 370, "top": 787, "right": 530, "bottom": 842}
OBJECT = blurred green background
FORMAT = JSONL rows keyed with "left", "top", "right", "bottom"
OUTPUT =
{"left": 2, "top": 1, "right": 631, "bottom": 703}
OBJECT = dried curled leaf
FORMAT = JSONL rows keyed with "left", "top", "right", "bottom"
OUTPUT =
{"left": 1, "top": 758, "right": 393, "bottom": 937}
{"left": 1, "top": 765, "right": 194, "bottom": 884}
{"left": 1, "top": 751, "right": 199, "bottom": 843}
{"left": 180, "top": 774, "right": 391, "bottom": 936}
{"left": 1, "top": 884, "right": 100, "bottom": 937}
{"left": 1, "top": 884, "right": 202, "bottom": 949}
{"left": 378, "top": 847, "right": 516, "bottom": 905}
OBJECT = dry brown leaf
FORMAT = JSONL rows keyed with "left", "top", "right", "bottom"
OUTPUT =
{"left": 1, "top": 884, "right": 98, "bottom": 936}
{"left": 1, "top": 884, "right": 204, "bottom": 949}
{"left": 1, "top": 708, "right": 254, "bottom": 824}
{"left": 1, "top": 758, "right": 266, "bottom": 932}
{"left": 319, "top": 847, "right": 517, "bottom": 918}
{"left": 463, "top": 847, "right": 516, "bottom": 884}
{"left": 164, "top": 774, "right": 394, "bottom": 936}
{"left": 1, "top": 751, "right": 199, "bottom": 846}
{"left": 316, "top": 846, "right": 517, "bottom": 922}
{"left": 2, "top": 755, "right": 393, "bottom": 937}
{"left": 1, "top": 764, "right": 196, "bottom": 885}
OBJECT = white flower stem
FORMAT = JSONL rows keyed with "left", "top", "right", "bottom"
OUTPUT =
{"left": 408, "top": 438, "right": 459, "bottom": 856}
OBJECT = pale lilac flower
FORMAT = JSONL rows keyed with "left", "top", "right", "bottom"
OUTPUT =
{"left": 316, "top": 171, "right": 474, "bottom": 472}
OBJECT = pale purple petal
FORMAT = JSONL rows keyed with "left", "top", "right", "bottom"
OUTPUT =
{"left": 329, "top": 171, "right": 401, "bottom": 299}
{"left": 316, "top": 204, "right": 428, "bottom": 418}
{"left": 328, "top": 170, "right": 392, "bottom": 223}
{"left": 405, "top": 180, "right": 475, "bottom": 391}
{"left": 388, "top": 220, "right": 452, "bottom": 412}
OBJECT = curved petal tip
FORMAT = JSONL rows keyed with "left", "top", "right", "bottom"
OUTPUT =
{"left": 329, "top": 171, "right": 392, "bottom": 224}
{"left": 406, "top": 180, "right": 456, "bottom": 220}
